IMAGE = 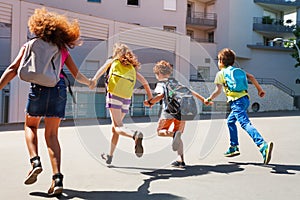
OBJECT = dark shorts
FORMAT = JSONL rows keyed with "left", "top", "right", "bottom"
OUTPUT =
{"left": 25, "top": 78, "right": 67, "bottom": 118}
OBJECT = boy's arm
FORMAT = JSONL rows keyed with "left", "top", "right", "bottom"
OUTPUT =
{"left": 190, "top": 89, "right": 205, "bottom": 103}
{"left": 144, "top": 93, "right": 164, "bottom": 107}
{"left": 246, "top": 73, "right": 265, "bottom": 97}
{"left": 204, "top": 84, "right": 223, "bottom": 105}
{"left": 136, "top": 72, "right": 153, "bottom": 99}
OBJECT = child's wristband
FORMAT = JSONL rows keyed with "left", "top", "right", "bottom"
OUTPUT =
{"left": 207, "top": 98, "right": 212, "bottom": 102}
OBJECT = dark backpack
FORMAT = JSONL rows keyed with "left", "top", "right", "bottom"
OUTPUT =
{"left": 223, "top": 66, "right": 248, "bottom": 92}
{"left": 164, "top": 78, "right": 198, "bottom": 120}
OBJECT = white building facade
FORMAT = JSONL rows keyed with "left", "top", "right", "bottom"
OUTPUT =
{"left": 0, "top": 0, "right": 298, "bottom": 123}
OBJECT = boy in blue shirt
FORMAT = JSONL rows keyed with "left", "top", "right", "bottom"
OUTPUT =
{"left": 204, "top": 48, "right": 273, "bottom": 164}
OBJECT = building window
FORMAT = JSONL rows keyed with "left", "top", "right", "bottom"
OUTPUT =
{"left": 87, "top": 0, "right": 101, "bottom": 3}
{"left": 197, "top": 66, "right": 210, "bottom": 80}
{"left": 163, "top": 26, "right": 176, "bottom": 32}
{"left": 164, "top": 0, "right": 177, "bottom": 11}
{"left": 127, "top": 0, "right": 139, "bottom": 6}
{"left": 208, "top": 32, "right": 214, "bottom": 43}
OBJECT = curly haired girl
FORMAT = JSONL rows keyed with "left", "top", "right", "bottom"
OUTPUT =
{"left": 0, "top": 7, "right": 91, "bottom": 196}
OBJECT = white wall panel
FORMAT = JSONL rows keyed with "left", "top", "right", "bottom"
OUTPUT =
{"left": 116, "top": 22, "right": 177, "bottom": 52}
{"left": 0, "top": 2, "right": 12, "bottom": 24}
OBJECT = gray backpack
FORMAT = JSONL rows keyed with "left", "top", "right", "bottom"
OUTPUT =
{"left": 164, "top": 78, "right": 198, "bottom": 120}
{"left": 18, "top": 38, "right": 62, "bottom": 87}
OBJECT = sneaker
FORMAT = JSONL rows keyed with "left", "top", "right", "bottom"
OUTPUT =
{"left": 224, "top": 146, "right": 240, "bottom": 157}
{"left": 133, "top": 131, "right": 144, "bottom": 157}
{"left": 48, "top": 173, "right": 63, "bottom": 196}
{"left": 260, "top": 141, "right": 274, "bottom": 165}
{"left": 101, "top": 153, "right": 113, "bottom": 165}
{"left": 172, "top": 131, "right": 181, "bottom": 151}
{"left": 171, "top": 161, "right": 186, "bottom": 168}
{"left": 24, "top": 156, "right": 43, "bottom": 185}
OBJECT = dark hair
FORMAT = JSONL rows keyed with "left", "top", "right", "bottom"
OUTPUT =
{"left": 218, "top": 48, "right": 236, "bottom": 66}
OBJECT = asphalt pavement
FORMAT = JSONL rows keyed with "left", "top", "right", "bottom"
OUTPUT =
{"left": 0, "top": 111, "right": 299, "bottom": 200}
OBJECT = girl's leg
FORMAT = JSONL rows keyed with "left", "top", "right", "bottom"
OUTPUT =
{"left": 44, "top": 117, "right": 61, "bottom": 174}
{"left": 109, "top": 108, "right": 144, "bottom": 157}
{"left": 24, "top": 114, "right": 43, "bottom": 185}
{"left": 44, "top": 117, "right": 63, "bottom": 195}
{"left": 108, "top": 126, "right": 119, "bottom": 157}
{"left": 109, "top": 108, "right": 132, "bottom": 138}
{"left": 24, "top": 114, "right": 41, "bottom": 158}
{"left": 108, "top": 108, "right": 139, "bottom": 158}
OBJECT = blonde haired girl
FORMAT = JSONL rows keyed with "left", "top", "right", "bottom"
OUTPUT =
{"left": 90, "top": 43, "right": 153, "bottom": 165}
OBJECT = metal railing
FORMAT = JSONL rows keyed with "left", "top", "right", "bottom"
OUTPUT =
{"left": 254, "top": 0, "right": 300, "bottom": 6}
{"left": 253, "top": 17, "right": 298, "bottom": 33}
{"left": 191, "top": 37, "right": 214, "bottom": 43}
{"left": 186, "top": 12, "right": 217, "bottom": 27}
{"left": 255, "top": 78, "right": 295, "bottom": 96}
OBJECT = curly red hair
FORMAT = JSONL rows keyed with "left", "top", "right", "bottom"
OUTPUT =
{"left": 28, "top": 7, "right": 81, "bottom": 49}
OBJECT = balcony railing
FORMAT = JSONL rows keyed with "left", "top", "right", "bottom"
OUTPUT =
{"left": 253, "top": 17, "right": 298, "bottom": 34}
{"left": 191, "top": 37, "right": 214, "bottom": 43}
{"left": 254, "top": 0, "right": 300, "bottom": 6}
{"left": 186, "top": 12, "right": 217, "bottom": 28}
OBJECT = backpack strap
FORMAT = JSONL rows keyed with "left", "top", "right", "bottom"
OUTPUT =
{"left": 61, "top": 70, "right": 76, "bottom": 104}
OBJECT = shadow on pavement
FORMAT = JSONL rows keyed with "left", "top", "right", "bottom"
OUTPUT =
{"left": 29, "top": 163, "right": 243, "bottom": 200}
{"left": 138, "top": 163, "right": 244, "bottom": 194}
{"left": 30, "top": 190, "right": 183, "bottom": 200}
{"left": 229, "top": 162, "right": 300, "bottom": 175}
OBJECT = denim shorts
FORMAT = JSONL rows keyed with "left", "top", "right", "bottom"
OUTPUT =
{"left": 25, "top": 78, "right": 67, "bottom": 118}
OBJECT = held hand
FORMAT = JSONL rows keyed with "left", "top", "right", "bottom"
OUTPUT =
{"left": 258, "top": 90, "right": 266, "bottom": 98}
{"left": 89, "top": 79, "right": 97, "bottom": 90}
{"left": 144, "top": 99, "right": 154, "bottom": 108}
{"left": 144, "top": 100, "right": 151, "bottom": 107}
{"left": 204, "top": 98, "right": 214, "bottom": 106}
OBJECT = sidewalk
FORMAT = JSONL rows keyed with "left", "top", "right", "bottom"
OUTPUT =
{"left": 0, "top": 111, "right": 299, "bottom": 199}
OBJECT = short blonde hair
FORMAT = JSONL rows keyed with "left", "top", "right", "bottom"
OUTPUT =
{"left": 153, "top": 60, "right": 173, "bottom": 75}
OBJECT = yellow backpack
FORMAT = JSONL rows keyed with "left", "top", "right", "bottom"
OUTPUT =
{"left": 107, "top": 59, "right": 136, "bottom": 99}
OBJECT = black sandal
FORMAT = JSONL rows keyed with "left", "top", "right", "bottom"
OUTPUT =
{"left": 24, "top": 156, "right": 43, "bottom": 185}
{"left": 48, "top": 173, "right": 64, "bottom": 196}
